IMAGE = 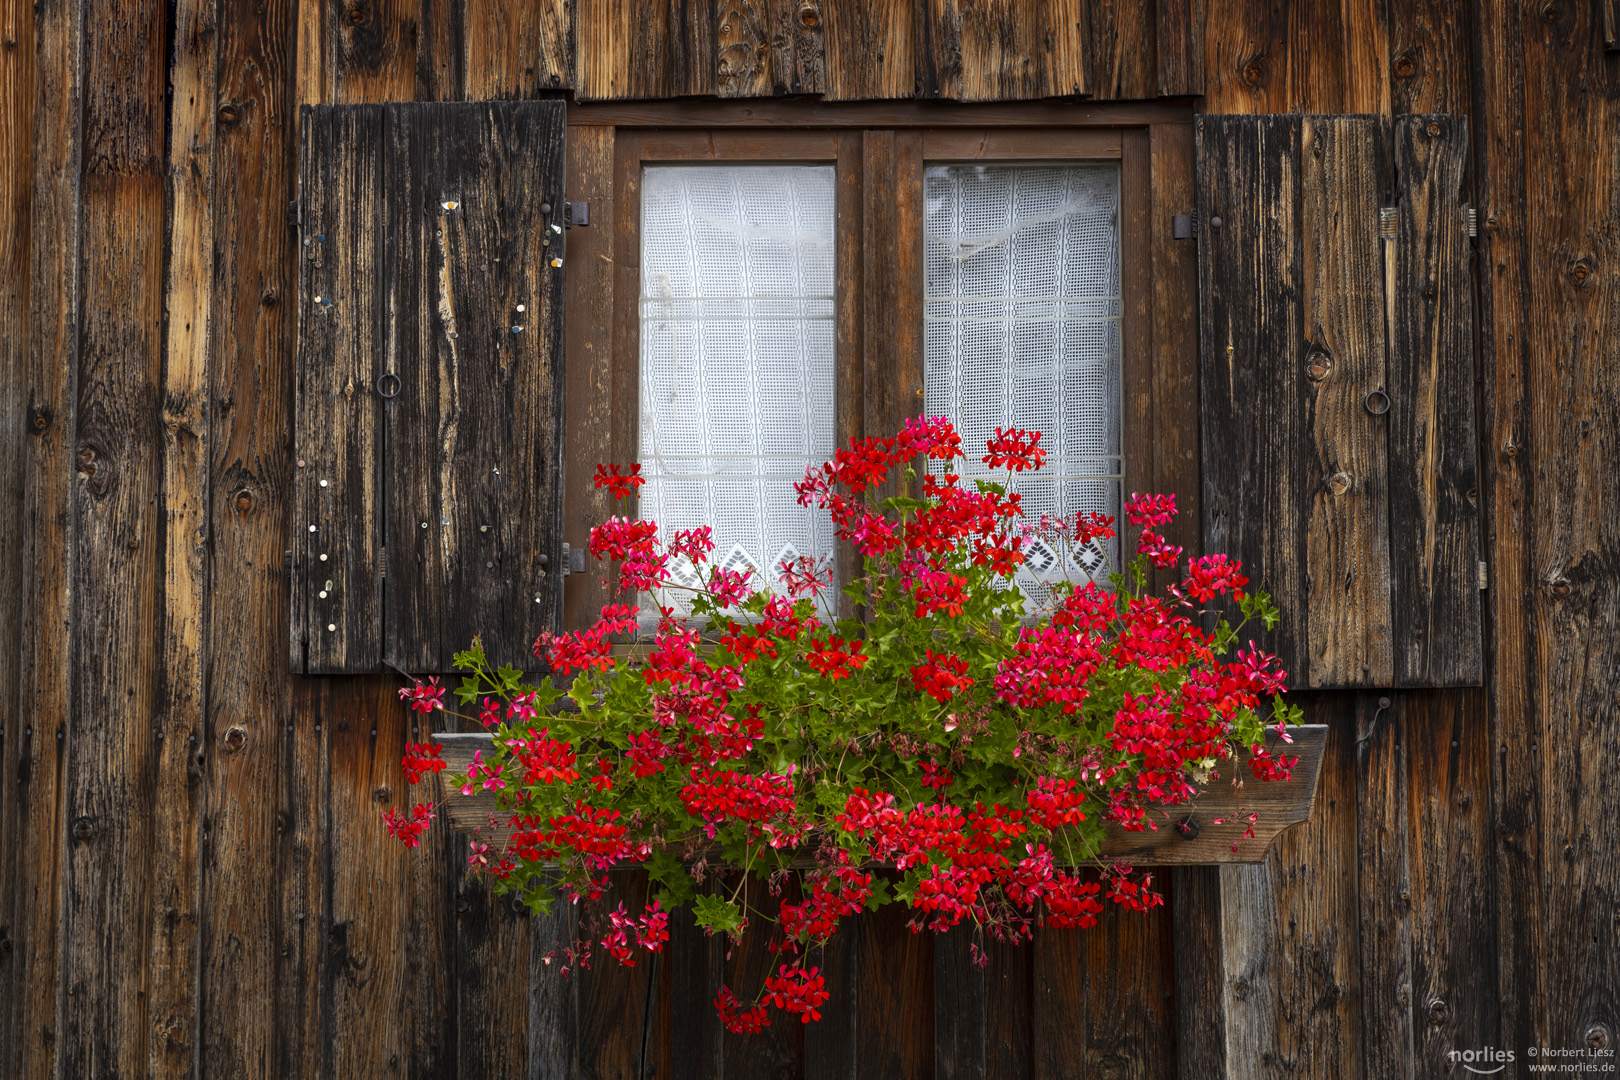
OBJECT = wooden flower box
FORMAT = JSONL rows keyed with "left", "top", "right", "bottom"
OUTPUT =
{"left": 434, "top": 725, "right": 1329, "bottom": 866}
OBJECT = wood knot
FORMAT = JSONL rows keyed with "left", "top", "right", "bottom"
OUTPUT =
{"left": 1427, "top": 998, "right": 1449, "bottom": 1024}
{"left": 1305, "top": 347, "right": 1332, "bottom": 381}
{"left": 1240, "top": 55, "right": 1266, "bottom": 88}
{"left": 1550, "top": 577, "right": 1571, "bottom": 596}
{"left": 797, "top": 3, "right": 820, "bottom": 27}
{"left": 234, "top": 490, "right": 254, "bottom": 513}
{"left": 1541, "top": 2, "right": 1561, "bottom": 21}
{"left": 261, "top": 287, "right": 279, "bottom": 307}
{"left": 223, "top": 726, "right": 248, "bottom": 752}
{"left": 346, "top": 4, "right": 368, "bottom": 26}
{"left": 1328, "top": 472, "right": 1353, "bottom": 496}
{"left": 1393, "top": 54, "right": 1416, "bottom": 78}
{"left": 1569, "top": 259, "right": 1594, "bottom": 288}
{"left": 218, "top": 104, "right": 239, "bottom": 127}
{"left": 373, "top": 785, "right": 392, "bottom": 802}
{"left": 29, "top": 407, "right": 50, "bottom": 433}
{"left": 1587, "top": 1024, "right": 1611, "bottom": 1050}
{"left": 1426, "top": 121, "right": 1442, "bottom": 137}
{"left": 72, "top": 816, "right": 96, "bottom": 841}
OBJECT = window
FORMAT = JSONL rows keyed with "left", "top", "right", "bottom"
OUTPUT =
{"left": 560, "top": 111, "right": 1192, "bottom": 634}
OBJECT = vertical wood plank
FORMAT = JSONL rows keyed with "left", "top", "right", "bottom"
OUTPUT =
{"left": 861, "top": 129, "right": 924, "bottom": 455}
{"left": 1494, "top": 0, "right": 1620, "bottom": 1057}
{"left": 1200, "top": 0, "right": 1387, "bottom": 114}
{"left": 933, "top": 924, "right": 986, "bottom": 1080}
{"left": 416, "top": 0, "right": 466, "bottom": 102}
{"left": 333, "top": 0, "right": 417, "bottom": 102}
{"left": 1121, "top": 129, "right": 1156, "bottom": 523}
{"left": 770, "top": 0, "right": 828, "bottom": 95}
{"left": 277, "top": 690, "right": 330, "bottom": 1080}
{"left": 562, "top": 124, "right": 619, "bottom": 632}
{"left": 577, "top": 869, "right": 660, "bottom": 1080}
{"left": 1387, "top": 0, "right": 1472, "bottom": 115}
{"left": 854, "top": 885, "right": 933, "bottom": 1080}
{"left": 62, "top": 1, "right": 167, "bottom": 1073}
{"left": 1388, "top": 115, "right": 1482, "bottom": 688}
{"left": 983, "top": 935, "right": 1032, "bottom": 1080}
{"left": 1298, "top": 116, "right": 1395, "bottom": 688}
{"left": 0, "top": 0, "right": 38, "bottom": 1066}
{"left": 1220, "top": 695, "right": 1365, "bottom": 1080}
{"left": 1471, "top": 0, "right": 1540, "bottom": 1061}
{"left": 1083, "top": 0, "right": 1156, "bottom": 100}
{"left": 833, "top": 130, "right": 864, "bottom": 615}
{"left": 720, "top": 874, "right": 803, "bottom": 1080}
{"left": 205, "top": 0, "right": 306, "bottom": 1074}
{"left": 576, "top": 0, "right": 714, "bottom": 101}
{"left": 465, "top": 0, "right": 575, "bottom": 98}
{"left": 802, "top": 926, "right": 858, "bottom": 1080}
{"left": 1154, "top": 0, "right": 1205, "bottom": 97}
{"left": 1356, "top": 691, "right": 1414, "bottom": 1080}
{"left": 1170, "top": 866, "right": 1227, "bottom": 1080}
{"left": 1196, "top": 115, "right": 1308, "bottom": 676}
{"left": 663, "top": 904, "right": 722, "bottom": 1080}
{"left": 609, "top": 129, "right": 642, "bottom": 524}
{"left": 454, "top": 839, "right": 530, "bottom": 1080}
{"left": 822, "top": 0, "right": 914, "bottom": 101}
{"left": 381, "top": 101, "right": 567, "bottom": 672}
{"left": 530, "top": 899, "right": 580, "bottom": 1079}
{"left": 1148, "top": 123, "right": 1201, "bottom": 561}
{"left": 151, "top": 0, "right": 216, "bottom": 1075}
{"left": 293, "top": 105, "right": 384, "bottom": 673}
{"left": 917, "top": 0, "right": 1086, "bottom": 102}
{"left": 714, "top": 0, "right": 828, "bottom": 98}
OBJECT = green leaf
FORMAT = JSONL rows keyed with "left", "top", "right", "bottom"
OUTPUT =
{"left": 692, "top": 893, "right": 746, "bottom": 936}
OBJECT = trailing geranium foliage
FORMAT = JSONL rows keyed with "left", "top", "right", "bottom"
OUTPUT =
{"left": 382, "top": 418, "right": 1302, "bottom": 1032}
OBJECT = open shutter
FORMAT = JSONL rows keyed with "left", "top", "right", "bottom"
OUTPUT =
{"left": 292, "top": 101, "right": 567, "bottom": 674}
{"left": 1196, "top": 114, "right": 1482, "bottom": 689}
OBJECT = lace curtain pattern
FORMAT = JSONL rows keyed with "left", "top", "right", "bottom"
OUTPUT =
{"left": 639, "top": 166, "right": 838, "bottom": 622}
{"left": 923, "top": 164, "right": 1124, "bottom": 603}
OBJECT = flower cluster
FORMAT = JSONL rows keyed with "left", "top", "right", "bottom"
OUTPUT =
{"left": 381, "top": 418, "right": 1301, "bottom": 1034}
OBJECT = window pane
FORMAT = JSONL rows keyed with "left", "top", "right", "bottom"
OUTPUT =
{"left": 924, "top": 164, "right": 1123, "bottom": 602}
{"left": 640, "top": 165, "right": 837, "bottom": 622}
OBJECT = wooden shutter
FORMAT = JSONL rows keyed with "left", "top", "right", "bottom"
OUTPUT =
{"left": 1196, "top": 114, "right": 1482, "bottom": 689}
{"left": 291, "top": 101, "right": 567, "bottom": 674}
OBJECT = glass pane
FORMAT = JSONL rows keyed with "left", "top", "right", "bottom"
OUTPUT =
{"left": 640, "top": 165, "right": 838, "bottom": 624}
{"left": 923, "top": 164, "right": 1123, "bottom": 603}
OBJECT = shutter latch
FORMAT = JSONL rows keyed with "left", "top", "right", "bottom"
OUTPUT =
{"left": 565, "top": 201, "right": 590, "bottom": 228}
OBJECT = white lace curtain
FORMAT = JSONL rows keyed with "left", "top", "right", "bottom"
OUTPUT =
{"left": 639, "top": 166, "right": 838, "bottom": 621}
{"left": 923, "top": 164, "right": 1124, "bottom": 600}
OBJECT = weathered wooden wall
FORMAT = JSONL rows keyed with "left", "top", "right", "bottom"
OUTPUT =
{"left": 1, "top": 1, "right": 1615, "bottom": 1078}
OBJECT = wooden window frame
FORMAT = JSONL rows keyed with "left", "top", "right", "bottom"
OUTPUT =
{"left": 561, "top": 104, "right": 1198, "bottom": 630}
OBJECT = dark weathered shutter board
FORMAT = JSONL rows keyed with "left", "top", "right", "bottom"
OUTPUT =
{"left": 293, "top": 101, "right": 567, "bottom": 674}
{"left": 1197, "top": 113, "right": 1483, "bottom": 690}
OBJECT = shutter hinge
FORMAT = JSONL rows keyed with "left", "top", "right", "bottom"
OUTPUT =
{"left": 565, "top": 201, "right": 590, "bottom": 228}
{"left": 1466, "top": 206, "right": 1478, "bottom": 238}
{"left": 1478, "top": 560, "right": 1488, "bottom": 590}
{"left": 284, "top": 548, "right": 293, "bottom": 570}
{"left": 561, "top": 542, "right": 586, "bottom": 575}
{"left": 1171, "top": 212, "right": 1195, "bottom": 240}
{"left": 380, "top": 546, "right": 386, "bottom": 579}
{"left": 289, "top": 198, "right": 300, "bottom": 229}
{"left": 1379, "top": 206, "right": 1397, "bottom": 240}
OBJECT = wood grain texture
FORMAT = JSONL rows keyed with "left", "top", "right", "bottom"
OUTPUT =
{"left": 822, "top": 0, "right": 914, "bottom": 100}
{"left": 1200, "top": 0, "right": 1389, "bottom": 114}
{"left": 1083, "top": 0, "right": 1155, "bottom": 100}
{"left": 918, "top": 0, "right": 1087, "bottom": 102}
{"left": 856, "top": 885, "right": 933, "bottom": 1080}
{"left": 1387, "top": 0, "right": 1471, "bottom": 115}
{"left": 293, "top": 105, "right": 384, "bottom": 673}
{"left": 575, "top": 869, "right": 660, "bottom": 1080}
{"left": 204, "top": 2, "right": 307, "bottom": 1075}
{"left": 381, "top": 100, "right": 567, "bottom": 672}
{"left": 576, "top": 0, "right": 716, "bottom": 101}
{"left": 1148, "top": 123, "right": 1201, "bottom": 566}
{"left": 0, "top": 0, "right": 36, "bottom": 1068}
{"left": 1219, "top": 695, "right": 1364, "bottom": 1080}
{"left": 860, "top": 128, "right": 924, "bottom": 484}
{"left": 333, "top": 0, "right": 417, "bottom": 101}
{"left": 1155, "top": 0, "right": 1205, "bottom": 96}
{"left": 1298, "top": 116, "right": 1394, "bottom": 688}
{"left": 151, "top": 0, "right": 215, "bottom": 1074}
{"left": 465, "top": 0, "right": 575, "bottom": 98}
{"left": 567, "top": 98, "right": 1191, "bottom": 128}
{"left": 61, "top": 2, "right": 167, "bottom": 1074}
{"left": 1197, "top": 114, "right": 1308, "bottom": 675}
{"left": 1388, "top": 115, "right": 1482, "bottom": 688}
{"left": 1492, "top": 0, "right": 1620, "bottom": 1059}
{"left": 561, "top": 124, "right": 618, "bottom": 632}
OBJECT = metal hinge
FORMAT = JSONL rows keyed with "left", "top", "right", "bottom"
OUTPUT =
{"left": 1478, "top": 561, "right": 1488, "bottom": 590}
{"left": 1172, "top": 212, "right": 1195, "bottom": 240}
{"left": 561, "top": 542, "right": 586, "bottom": 576}
{"left": 380, "top": 547, "right": 386, "bottom": 578}
{"left": 1466, "top": 206, "right": 1478, "bottom": 238}
{"left": 565, "top": 201, "right": 590, "bottom": 228}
